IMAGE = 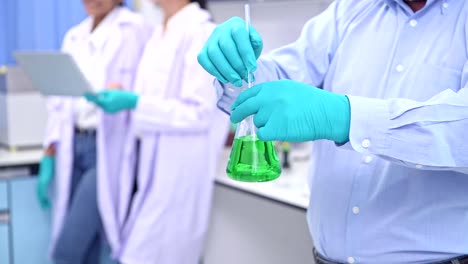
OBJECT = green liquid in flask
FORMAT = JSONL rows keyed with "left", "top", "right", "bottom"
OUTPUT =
{"left": 226, "top": 135, "right": 281, "bottom": 182}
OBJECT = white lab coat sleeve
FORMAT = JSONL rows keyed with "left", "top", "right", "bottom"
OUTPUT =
{"left": 347, "top": 62, "right": 468, "bottom": 174}
{"left": 133, "top": 30, "right": 216, "bottom": 133}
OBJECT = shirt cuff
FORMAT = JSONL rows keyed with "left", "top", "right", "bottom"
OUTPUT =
{"left": 347, "top": 95, "right": 391, "bottom": 154}
{"left": 335, "top": 141, "right": 354, "bottom": 151}
{"left": 214, "top": 79, "right": 242, "bottom": 115}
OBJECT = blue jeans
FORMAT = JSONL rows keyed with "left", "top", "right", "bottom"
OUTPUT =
{"left": 52, "top": 131, "right": 102, "bottom": 264}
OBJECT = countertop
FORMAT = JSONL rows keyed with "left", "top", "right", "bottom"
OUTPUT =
{"left": 0, "top": 146, "right": 311, "bottom": 209}
{"left": 215, "top": 147, "right": 310, "bottom": 210}
{"left": 0, "top": 147, "right": 42, "bottom": 179}
{"left": 0, "top": 148, "right": 43, "bottom": 168}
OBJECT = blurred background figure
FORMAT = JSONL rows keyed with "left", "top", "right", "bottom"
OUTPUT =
{"left": 37, "top": 0, "right": 151, "bottom": 263}
{"left": 1, "top": 1, "right": 324, "bottom": 264}
{"left": 86, "top": 0, "right": 229, "bottom": 263}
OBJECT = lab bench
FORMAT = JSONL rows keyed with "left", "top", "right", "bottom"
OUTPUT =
{"left": 0, "top": 148, "right": 51, "bottom": 264}
{"left": 204, "top": 149, "right": 316, "bottom": 264}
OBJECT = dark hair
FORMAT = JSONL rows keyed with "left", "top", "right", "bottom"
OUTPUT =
{"left": 191, "top": 0, "right": 207, "bottom": 10}
{"left": 119, "top": 0, "right": 124, "bottom": 6}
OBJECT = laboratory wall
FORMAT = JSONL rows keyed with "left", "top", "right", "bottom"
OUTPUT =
{"left": 209, "top": 0, "right": 333, "bottom": 52}
{"left": 0, "top": 0, "right": 134, "bottom": 65}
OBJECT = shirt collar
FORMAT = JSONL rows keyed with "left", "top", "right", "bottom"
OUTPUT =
{"left": 382, "top": 0, "right": 447, "bottom": 10}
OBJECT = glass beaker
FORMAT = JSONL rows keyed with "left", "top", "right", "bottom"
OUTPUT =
{"left": 226, "top": 115, "right": 281, "bottom": 182}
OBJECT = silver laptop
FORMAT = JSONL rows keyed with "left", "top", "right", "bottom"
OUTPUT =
{"left": 14, "top": 52, "right": 95, "bottom": 97}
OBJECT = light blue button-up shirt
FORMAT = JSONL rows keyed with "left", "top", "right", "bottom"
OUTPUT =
{"left": 216, "top": 0, "right": 468, "bottom": 263}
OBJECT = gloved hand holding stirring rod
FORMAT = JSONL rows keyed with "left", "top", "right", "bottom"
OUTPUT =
{"left": 197, "top": 17, "right": 351, "bottom": 143}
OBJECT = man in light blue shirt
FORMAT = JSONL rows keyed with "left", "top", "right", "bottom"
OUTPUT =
{"left": 198, "top": 0, "right": 468, "bottom": 263}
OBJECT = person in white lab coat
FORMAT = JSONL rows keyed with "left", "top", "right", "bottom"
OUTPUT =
{"left": 86, "top": 0, "right": 229, "bottom": 263}
{"left": 37, "top": 1, "right": 151, "bottom": 263}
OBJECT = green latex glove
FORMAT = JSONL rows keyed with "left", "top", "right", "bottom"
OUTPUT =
{"left": 37, "top": 156, "right": 54, "bottom": 209}
{"left": 197, "top": 17, "right": 263, "bottom": 87}
{"left": 230, "top": 80, "right": 351, "bottom": 143}
{"left": 85, "top": 90, "right": 139, "bottom": 114}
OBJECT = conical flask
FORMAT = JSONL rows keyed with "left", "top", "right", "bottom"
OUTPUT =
{"left": 226, "top": 116, "right": 282, "bottom": 182}
{"left": 225, "top": 3, "right": 282, "bottom": 182}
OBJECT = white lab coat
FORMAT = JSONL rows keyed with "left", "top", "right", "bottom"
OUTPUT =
{"left": 116, "top": 3, "right": 229, "bottom": 264}
{"left": 43, "top": 7, "right": 151, "bottom": 255}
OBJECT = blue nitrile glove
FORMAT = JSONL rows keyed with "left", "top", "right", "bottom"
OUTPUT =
{"left": 197, "top": 17, "right": 263, "bottom": 87}
{"left": 37, "top": 155, "right": 54, "bottom": 209}
{"left": 85, "top": 90, "right": 139, "bottom": 114}
{"left": 230, "top": 80, "right": 351, "bottom": 144}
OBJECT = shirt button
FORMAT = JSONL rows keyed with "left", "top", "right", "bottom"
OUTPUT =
{"left": 352, "top": 206, "right": 360, "bottom": 215}
{"left": 364, "top": 155, "right": 373, "bottom": 164}
{"left": 409, "top": 19, "right": 418, "bottom": 27}
{"left": 361, "top": 139, "right": 371, "bottom": 149}
{"left": 347, "top": 257, "right": 356, "bottom": 264}
{"left": 396, "top": 64, "right": 405, "bottom": 72}
{"left": 416, "top": 164, "right": 423, "bottom": 169}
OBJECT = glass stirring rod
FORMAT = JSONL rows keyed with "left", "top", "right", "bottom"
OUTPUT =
{"left": 243, "top": 3, "right": 255, "bottom": 137}
{"left": 245, "top": 3, "right": 253, "bottom": 90}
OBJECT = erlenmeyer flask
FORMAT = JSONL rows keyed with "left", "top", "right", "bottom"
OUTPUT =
{"left": 226, "top": 115, "right": 281, "bottom": 182}
{"left": 225, "top": 3, "right": 281, "bottom": 182}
